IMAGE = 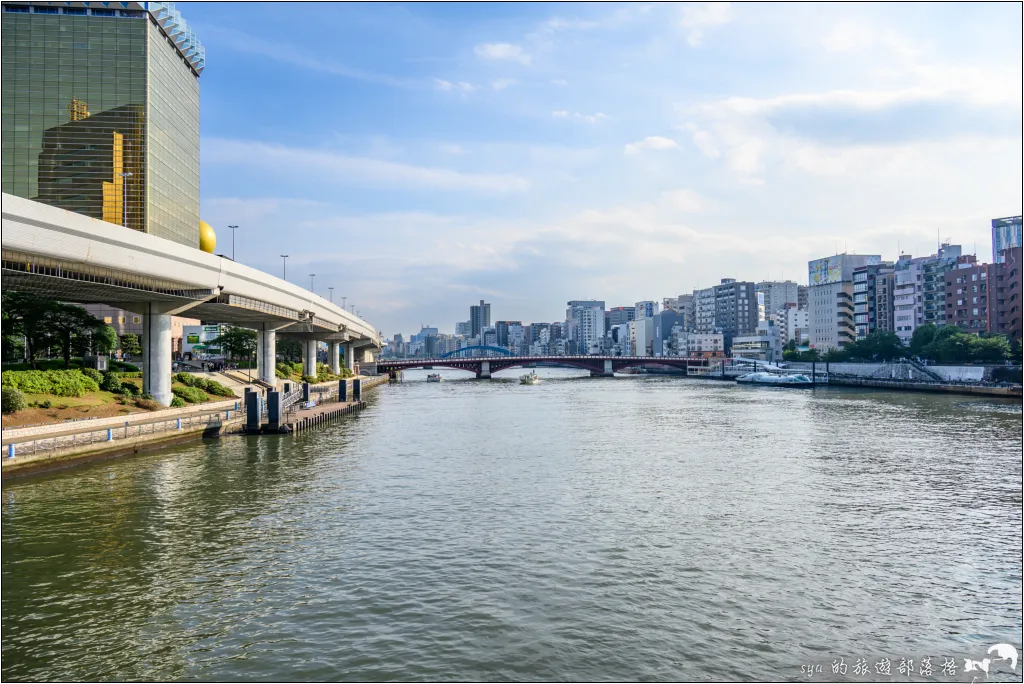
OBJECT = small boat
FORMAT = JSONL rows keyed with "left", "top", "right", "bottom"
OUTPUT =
{"left": 426, "top": 373, "right": 443, "bottom": 383}
{"left": 519, "top": 371, "right": 540, "bottom": 385}
{"left": 736, "top": 372, "right": 814, "bottom": 387}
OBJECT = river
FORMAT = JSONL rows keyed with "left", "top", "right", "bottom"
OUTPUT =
{"left": 2, "top": 369, "right": 1021, "bottom": 682}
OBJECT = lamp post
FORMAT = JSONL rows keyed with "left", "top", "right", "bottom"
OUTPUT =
{"left": 328, "top": 287, "right": 334, "bottom": 303}
{"left": 309, "top": 273, "right": 315, "bottom": 292}
{"left": 228, "top": 225, "right": 238, "bottom": 261}
{"left": 341, "top": 296, "right": 347, "bottom": 311}
{"left": 280, "top": 254, "right": 289, "bottom": 280}
{"left": 120, "top": 171, "right": 133, "bottom": 228}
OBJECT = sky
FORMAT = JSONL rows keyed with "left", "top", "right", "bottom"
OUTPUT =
{"left": 180, "top": 1, "right": 1023, "bottom": 337}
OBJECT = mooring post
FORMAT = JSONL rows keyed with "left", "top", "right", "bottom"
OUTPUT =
{"left": 353, "top": 378, "right": 362, "bottom": 401}
{"left": 245, "top": 391, "right": 260, "bottom": 432}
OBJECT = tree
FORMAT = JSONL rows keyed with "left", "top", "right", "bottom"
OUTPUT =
{"left": 846, "top": 331, "right": 907, "bottom": 362}
{"left": 209, "top": 327, "right": 257, "bottom": 360}
{"left": 92, "top": 325, "right": 119, "bottom": 355}
{"left": 120, "top": 333, "right": 142, "bottom": 358}
{"left": 909, "top": 323, "right": 938, "bottom": 358}
{"left": 47, "top": 303, "right": 104, "bottom": 368}
{"left": 277, "top": 338, "right": 302, "bottom": 362}
{"left": 2, "top": 292, "right": 60, "bottom": 369}
{"left": 822, "top": 347, "right": 849, "bottom": 362}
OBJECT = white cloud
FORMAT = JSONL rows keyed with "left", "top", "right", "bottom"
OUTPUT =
{"left": 660, "top": 189, "right": 707, "bottom": 212}
{"left": 491, "top": 78, "right": 516, "bottom": 91}
{"left": 552, "top": 110, "right": 609, "bottom": 124}
{"left": 551, "top": 79, "right": 568, "bottom": 86}
{"left": 204, "top": 138, "right": 529, "bottom": 193}
{"left": 679, "top": 2, "right": 733, "bottom": 46}
{"left": 474, "top": 42, "right": 532, "bottom": 65}
{"left": 435, "top": 79, "right": 475, "bottom": 93}
{"left": 624, "top": 136, "right": 680, "bottom": 155}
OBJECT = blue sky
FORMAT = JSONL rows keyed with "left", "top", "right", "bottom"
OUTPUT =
{"left": 181, "top": 1, "right": 1023, "bottom": 337}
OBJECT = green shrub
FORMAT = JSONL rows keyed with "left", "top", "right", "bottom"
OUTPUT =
{"left": 174, "top": 372, "right": 198, "bottom": 387}
{"left": 81, "top": 368, "right": 103, "bottom": 383}
{"left": 39, "top": 399, "right": 52, "bottom": 409}
{"left": 109, "top": 361, "right": 139, "bottom": 372}
{"left": 2, "top": 387, "right": 27, "bottom": 413}
{"left": 135, "top": 397, "right": 160, "bottom": 411}
{"left": 120, "top": 383, "right": 140, "bottom": 397}
{"left": 100, "top": 372, "right": 123, "bottom": 394}
{"left": 0, "top": 370, "right": 99, "bottom": 397}
{"left": 300, "top": 374, "right": 317, "bottom": 383}
{"left": 172, "top": 385, "right": 206, "bottom": 403}
{"left": 202, "top": 380, "right": 235, "bottom": 397}
{"left": 170, "top": 396, "right": 187, "bottom": 408}
{"left": 292, "top": 362, "right": 303, "bottom": 375}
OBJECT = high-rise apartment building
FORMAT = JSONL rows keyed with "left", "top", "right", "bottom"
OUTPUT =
{"left": 2, "top": 1, "right": 204, "bottom": 246}
{"left": 713, "top": 279, "right": 758, "bottom": 352}
{"left": 992, "top": 216, "right": 1023, "bottom": 264}
{"left": 852, "top": 262, "right": 894, "bottom": 339}
{"left": 693, "top": 287, "right": 717, "bottom": 334}
{"left": 945, "top": 246, "right": 1023, "bottom": 341}
{"left": 607, "top": 306, "right": 635, "bottom": 328}
{"left": 755, "top": 281, "right": 799, "bottom": 320}
{"left": 634, "top": 300, "right": 659, "bottom": 320}
{"left": 798, "top": 285, "right": 808, "bottom": 311}
{"left": 469, "top": 300, "right": 491, "bottom": 338}
{"left": 566, "top": 300, "right": 605, "bottom": 354}
{"left": 808, "top": 254, "right": 881, "bottom": 350}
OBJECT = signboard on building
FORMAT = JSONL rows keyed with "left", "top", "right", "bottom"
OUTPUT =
{"left": 809, "top": 255, "right": 881, "bottom": 285}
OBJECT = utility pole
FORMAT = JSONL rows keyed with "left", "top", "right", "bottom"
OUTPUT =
{"left": 328, "top": 287, "right": 334, "bottom": 303}
{"left": 229, "top": 225, "right": 238, "bottom": 260}
{"left": 309, "top": 273, "right": 315, "bottom": 292}
{"left": 280, "top": 254, "right": 289, "bottom": 280}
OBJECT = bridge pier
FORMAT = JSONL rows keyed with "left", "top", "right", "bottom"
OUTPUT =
{"left": 142, "top": 310, "right": 173, "bottom": 406}
{"left": 329, "top": 341, "right": 341, "bottom": 376}
{"left": 477, "top": 360, "right": 491, "bottom": 379}
{"left": 342, "top": 342, "right": 355, "bottom": 374}
{"left": 257, "top": 326, "right": 277, "bottom": 388}
{"left": 590, "top": 359, "right": 615, "bottom": 377}
{"left": 303, "top": 339, "right": 317, "bottom": 378}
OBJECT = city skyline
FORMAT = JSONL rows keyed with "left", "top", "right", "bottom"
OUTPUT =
{"left": 179, "top": 2, "right": 1022, "bottom": 334}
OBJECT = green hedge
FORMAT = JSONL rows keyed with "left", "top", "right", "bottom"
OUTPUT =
{"left": 172, "top": 385, "right": 207, "bottom": 403}
{"left": 170, "top": 396, "right": 187, "bottom": 408}
{"left": 0, "top": 370, "right": 100, "bottom": 397}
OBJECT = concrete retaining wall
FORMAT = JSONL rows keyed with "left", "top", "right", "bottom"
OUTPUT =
{"left": 782, "top": 362, "right": 987, "bottom": 382}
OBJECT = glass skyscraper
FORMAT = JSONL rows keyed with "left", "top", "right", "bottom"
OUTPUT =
{"left": 1, "top": 1, "right": 204, "bottom": 247}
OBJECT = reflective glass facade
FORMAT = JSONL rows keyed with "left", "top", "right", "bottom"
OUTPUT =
{"left": 1, "top": 2, "right": 201, "bottom": 247}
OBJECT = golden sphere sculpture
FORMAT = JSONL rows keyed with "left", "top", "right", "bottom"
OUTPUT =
{"left": 199, "top": 220, "right": 216, "bottom": 253}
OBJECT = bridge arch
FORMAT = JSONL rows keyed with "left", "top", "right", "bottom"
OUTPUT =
{"left": 440, "top": 345, "right": 513, "bottom": 358}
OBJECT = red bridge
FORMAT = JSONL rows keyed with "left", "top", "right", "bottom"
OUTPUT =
{"left": 375, "top": 355, "right": 710, "bottom": 378}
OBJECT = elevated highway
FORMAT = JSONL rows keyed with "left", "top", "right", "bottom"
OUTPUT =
{"left": 2, "top": 193, "right": 381, "bottom": 405}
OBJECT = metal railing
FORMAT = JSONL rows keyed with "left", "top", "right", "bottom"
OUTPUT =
{"left": 4, "top": 407, "right": 241, "bottom": 459}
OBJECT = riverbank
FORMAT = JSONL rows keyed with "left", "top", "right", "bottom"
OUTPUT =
{"left": 1, "top": 375, "right": 388, "bottom": 479}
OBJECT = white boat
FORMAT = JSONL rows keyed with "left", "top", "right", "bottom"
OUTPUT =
{"left": 520, "top": 371, "right": 540, "bottom": 385}
{"left": 426, "top": 373, "right": 443, "bottom": 383}
{"left": 736, "top": 371, "right": 814, "bottom": 387}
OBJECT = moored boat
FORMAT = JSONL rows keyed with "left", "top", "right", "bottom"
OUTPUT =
{"left": 736, "top": 371, "right": 814, "bottom": 387}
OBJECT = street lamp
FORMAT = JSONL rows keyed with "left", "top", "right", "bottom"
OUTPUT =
{"left": 228, "top": 225, "right": 238, "bottom": 261}
{"left": 120, "top": 171, "right": 133, "bottom": 228}
{"left": 280, "top": 254, "right": 289, "bottom": 280}
{"left": 341, "top": 296, "right": 347, "bottom": 311}
{"left": 328, "top": 287, "right": 334, "bottom": 303}
{"left": 309, "top": 273, "right": 315, "bottom": 292}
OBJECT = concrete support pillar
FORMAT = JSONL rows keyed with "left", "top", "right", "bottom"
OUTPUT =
{"left": 359, "top": 347, "right": 375, "bottom": 364}
{"left": 142, "top": 310, "right": 173, "bottom": 406}
{"left": 591, "top": 359, "right": 614, "bottom": 377}
{"left": 342, "top": 343, "right": 355, "bottom": 373}
{"left": 303, "top": 339, "right": 317, "bottom": 378}
{"left": 329, "top": 341, "right": 341, "bottom": 376}
{"left": 257, "top": 327, "right": 277, "bottom": 388}
{"left": 478, "top": 360, "right": 491, "bottom": 379}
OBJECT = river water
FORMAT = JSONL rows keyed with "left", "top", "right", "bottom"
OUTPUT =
{"left": 2, "top": 369, "right": 1021, "bottom": 682}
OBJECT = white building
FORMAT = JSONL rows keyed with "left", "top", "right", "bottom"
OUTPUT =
{"left": 566, "top": 300, "right": 606, "bottom": 355}
{"left": 731, "top": 321, "right": 781, "bottom": 363}
{"left": 635, "top": 300, "right": 659, "bottom": 320}
{"left": 693, "top": 287, "right": 717, "bottom": 334}
{"left": 775, "top": 306, "right": 809, "bottom": 346}
{"left": 808, "top": 254, "right": 881, "bottom": 350}
{"left": 507, "top": 324, "right": 525, "bottom": 355}
{"left": 675, "top": 331, "right": 725, "bottom": 358}
{"left": 633, "top": 316, "right": 654, "bottom": 356}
